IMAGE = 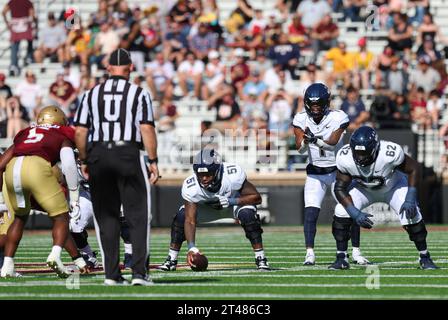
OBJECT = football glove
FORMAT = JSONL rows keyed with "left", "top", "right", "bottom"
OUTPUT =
{"left": 346, "top": 205, "right": 374, "bottom": 229}
{"left": 399, "top": 187, "right": 418, "bottom": 220}
{"left": 304, "top": 128, "right": 317, "bottom": 144}
{"left": 69, "top": 201, "right": 81, "bottom": 222}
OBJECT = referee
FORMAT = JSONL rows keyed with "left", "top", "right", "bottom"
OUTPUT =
{"left": 74, "top": 48, "right": 159, "bottom": 286}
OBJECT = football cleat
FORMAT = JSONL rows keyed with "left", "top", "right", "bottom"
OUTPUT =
{"left": 0, "top": 260, "right": 22, "bottom": 278}
{"left": 81, "top": 251, "right": 100, "bottom": 269}
{"left": 352, "top": 248, "right": 370, "bottom": 265}
{"left": 328, "top": 253, "right": 350, "bottom": 270}
{"left": 303, "top": 251, "right": 316, "bottom": 266}
{"left": 419, "top": 253, "right": 439, "bottom": 270}
{"left": 159, "top": 256, "right": 177, "bottom": 271}
{"left": 131, "top": 274, "right": 153, "bottom": 286}
{"left": 124, "top": 253, "right": 133, "bottom": 269}
{"left": 104, "top": 275, "right": 129, "bottom": 286}
{"left": 47, "top": 253, "right": 70, "bottom": 279}
{"left": 255, "top": 256, "right": 271, "bottom": 271}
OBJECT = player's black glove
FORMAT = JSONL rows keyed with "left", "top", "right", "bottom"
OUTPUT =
{"left": 204, "top": 197, "right": 223, "bottom": 210}
{"left": 399, "top": 187, "right": 418, "bottom": 220}
{"left": 304, "top": 127, "right": 317, "bottom": 144}
{"left": 346, "top": 205, "right": 374, "bottom": 229}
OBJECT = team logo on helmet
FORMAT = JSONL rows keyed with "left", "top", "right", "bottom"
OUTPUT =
{"left": 37, "top": 105, "right": 68, "bottom": 126}
{"left": 349, "top": 126, "right": 380, "bottom": 167}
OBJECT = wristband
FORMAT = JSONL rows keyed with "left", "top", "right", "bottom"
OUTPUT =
{"left": 148, "top": 157, "right": 158, "bottom": 164}
{"left": 188, "top": 246, "right": 199, "bottom": 254}
{"left": 228, "top": 198, "right": 238, "bottom": 206}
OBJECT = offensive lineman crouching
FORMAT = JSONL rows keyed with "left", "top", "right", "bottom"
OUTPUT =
{"left": 159, "top": 149, "right": 271, "bottom": 271}
{"left": 329, "top": 126, "right": 438, "bottom": 270}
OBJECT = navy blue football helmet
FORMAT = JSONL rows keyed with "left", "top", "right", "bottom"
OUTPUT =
{"left": 193, "top": 149, "right": 223, "bottom": 192}
{"left": 304, "top": 83, "right": 331, "bottom": 123}
{"left": 349, "top": 126, "right": 380, "bottom": 167}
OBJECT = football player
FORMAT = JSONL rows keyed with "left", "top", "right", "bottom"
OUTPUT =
{"left": 0, "top": 106, "right": 86, "bottom": 278}
{"left": 292, "top": 83, "right": 369, "bottom": 266}
{"left": 159, "top": 149, "right": 270, "bottom": 271}
{"left": 330, "top": 126, "right": 438, "bottom": 270}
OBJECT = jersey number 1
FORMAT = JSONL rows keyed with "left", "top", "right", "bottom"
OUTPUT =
{"left": 24, "top": 128, "right": 44, "bottom": 144}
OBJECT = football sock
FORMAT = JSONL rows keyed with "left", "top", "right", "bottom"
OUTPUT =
{"left": 337, "top": 251, "right": 347, "bottom": 257}
{"left": 169, "top": 248, "right": 179, "bottom": 260}
{"left": 414, "top": 240, "right": 427, "bottom": 252}
{"left": 419, "top": 249, "right": 428, "bottom": 255}
{"left": 254, "top": 248, "right": 265, "bottom": 259}
{"left": 306, "top": 248, "right": 314, "bottom": 255}
{"left": 304, "top": 207, "right": 320, "bottom": 247}
{"left": 350, "top": 223, "right": 360, "bottom": 247}
{"left": 124, "top": 243, "right": 132, "bottom": 255}
{"left": 50, "top": 245, "right": 62, "bottom": 258}
{"left": 3, "top": 257, "right": 13, "bottom": 269}
{"left": 80, "top": 245, "right": 93, "bottom": 256}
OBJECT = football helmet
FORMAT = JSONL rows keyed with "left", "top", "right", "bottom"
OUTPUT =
{"left": 37, "top": 105, "right": 68, "bottom": 126}
{"left": 304, "top": 83, "right": 331, "bottom": 123}
{"left": 349, "top": 126, "right": 380, "bottom": 167}
{"left": 193, "top": 149, "right": 223, "bottom": 193}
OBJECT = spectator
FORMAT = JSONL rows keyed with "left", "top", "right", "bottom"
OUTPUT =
{"left": 386, "top": 60, "right": 409, "bottom": 95}
{"left": 392, "top": 93, "right": 411, "bottom": 122}
{"left": 177, "top": 51, "right": 204, "bottom": 99}
{"left": 374, "top": 45, "right": 398, "bottom": 88}
{"left": 410, "top": 86, "right": 430, "bottom": 128}
{"left": 5, "top": 96, "right": 29, "bottom": 138}
{"left": 48, "top": 71, "right": 78, "bottom": 120}
{"left": 65, "top": 24, "right": 91, "bottom": 67}
{"left": 247, "top": 9, "right": 267, "bottom": 35}
{"left": 266, "top": 89, "right": 293, "bottom": 138}
{"left": 340, "top": 86, "right": 369, "bottom": 132}
{"left": 267, "top": 32, "right": 300, "bottom": 78}
{"left": 310, "top": 13, "right": 339, "bottom": 57}
{"left": 353, "top": 37, "right": 374, "bottom": 89}
{"left": 0, "top": 73, "right": 13, "bottom": 105}
{"left": 34, "top": 12, "right": 66, "bottom": 64}
{"left": 387, "top": 12, "right": 413, "bottom": 56}
{"left": 417, "top": 13, "right": 444, "bottom": 46}
{"left": 288, "top": 13, "right": 309, "bottom": 47}
{"left": 89, "top": 0, "right": 112, "bottom": 28}
{"left": 163, "top": 21, "right": 189, "bottom": 67}
{"left": 90, "top": 18, "right": 120, "bottom": 70}
{"left": 295, "top": 63, "right": 325, "bottom": 109}
{"left": 409, "top": 55, "right": 441, "bottom": 94}
{"left": 322, "top": 41, "right": 355, "bottom": 88}
{"left": 224, "top": 0, "right": 254, "bottom": 34}
{"left": 426, "top": 89, "right": 444, "bottom": 129}
{"left": 201, "top": 50, "right": 225, "bottom": 100}
{"left": 343, "top": 0, "right": 367, "bottom": 22}
{"left": 230, "top": 48, "right": 250, "bottom": 98}
{"left": 264, "top": 65, "right": 296, "bottom": 96}
{"left": 112, "top": 12, "right": 130, "bottom": 38}
{"left": 243, "top": 69, "right": 268, "bottom": 102}
{"left": 241, "top": 86, "right": 268, "bottom": 131}
{"left": 250, "top": 48, "right": 272, "bottom": 75}
{"left": 169, "top": 0, "right": 194, "bottom": 26}
{"left": 297, "top": 0, "right": 331, "bottom": 30}
{"left": 189, "top": 22, "right": 218, "bottom": 61}
{"left": 369, "top": 91, "right": 396, "bottom": 128}
{"left": 157, "top": 97, "right": 178, "bottom": 165}
{"left": 408, "top": 0, "right": 429, "bottom": 26}
{"left": 207, "top": 85, "right": 241, "bottom": 132}
{"left": 145, "top": 52, "right": 175, "bottom": 101}
{"left": 417, "top": 36, "right": 443, "bottom": 64}
{"left": 2, "top": 0, "right": 35, "bottom": 76}
{"left": 62, "top": 61, "right": 81, "bottom": 93}
{"left": 14, "top": 70, "right": 42, "bottom": 120}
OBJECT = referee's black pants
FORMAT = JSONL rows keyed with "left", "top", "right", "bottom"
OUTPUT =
{"left": 87, "top": 143, "right": 151, "bottom": 280}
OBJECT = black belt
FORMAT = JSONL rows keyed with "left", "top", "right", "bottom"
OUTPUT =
{"left": 91, "top": 141, "right": 142, "bottom": 150}
{"left": 306, "top": 164, "right": 337, "bottom": 175}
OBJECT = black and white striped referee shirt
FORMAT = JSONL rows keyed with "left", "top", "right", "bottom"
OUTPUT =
{"left": 74, "top": 75, "right": 154, "bottom": 143}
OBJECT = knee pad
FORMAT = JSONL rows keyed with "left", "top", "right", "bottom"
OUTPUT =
{"left": 403, "top": 220, "right": 427, "bottom": 243}
{"left": 71, "top": 229, "right": 89, "bottom": 249}
{"left": 304, "top": 207, "right": 320, "bottom": 223}
{"left": 119, "top": 217, "right": 131, "bottom": 244}
{"left": 170, "top": 207, "right": 186, "bottom": 244}
{"left": 332, "top": 216, "right": 352, "bottom": 242}
{"left": 238, "top": 208, "right": 263, "bottom": 245}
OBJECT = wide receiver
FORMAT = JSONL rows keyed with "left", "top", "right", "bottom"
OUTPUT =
{"left": 159, "top": 148, "right": 270, "bottom": 271}
{"left": 0, "top": 106, "right": 86, "bottom": 278}
{"left": 330, "top": 126, "right": 438, "bottom": 269}
{"left": 292, "top": 83, "right": 369, "bottom": 266}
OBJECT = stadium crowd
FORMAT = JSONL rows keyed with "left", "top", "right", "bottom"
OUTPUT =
{"left": 1, "top": 0, "right": 448, "bottom": 167}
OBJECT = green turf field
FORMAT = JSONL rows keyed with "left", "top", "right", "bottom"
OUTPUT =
{"left": 0, "top": 226, "right": 447, "bottom": 300}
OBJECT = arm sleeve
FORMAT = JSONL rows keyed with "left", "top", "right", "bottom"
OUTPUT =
{"left": 60, "top": 147, "right": 79, "bottom": 202}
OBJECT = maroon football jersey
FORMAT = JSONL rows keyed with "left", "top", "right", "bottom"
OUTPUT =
{"left": 13, "top": 124, "right": 75, "bottom": 165}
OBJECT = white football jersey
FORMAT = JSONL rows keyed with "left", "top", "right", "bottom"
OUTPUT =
{"left": 182, "top": 162, "right": 247, "bottom": 204}
{"left": 292, "top": 109, "right": 349, "bottom": 167}
{"left": 336, "top": 140, "right": 406, "bottom": 192}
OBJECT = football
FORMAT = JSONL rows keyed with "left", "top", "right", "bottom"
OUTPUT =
{"left": 190, "top": 253, "right": 208, "bottom": 271}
